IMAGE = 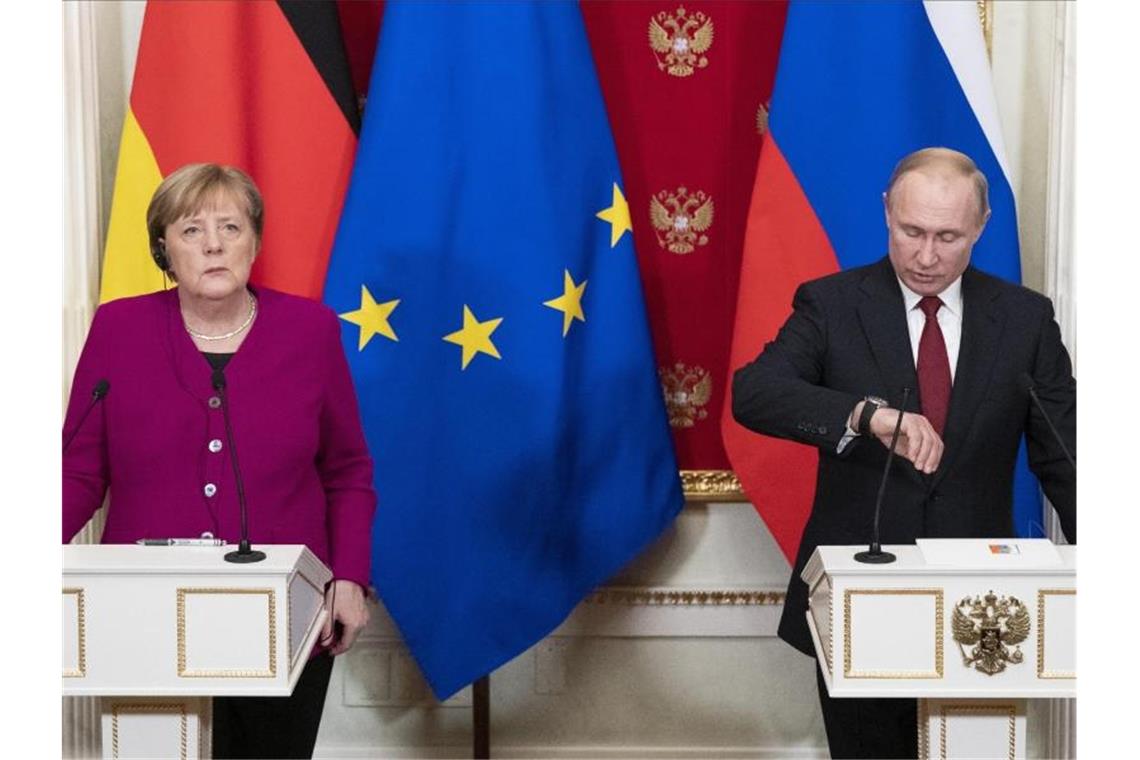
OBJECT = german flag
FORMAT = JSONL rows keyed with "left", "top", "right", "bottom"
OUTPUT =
{"left": 100, "top": 1, "right": 361, "bottom": 303}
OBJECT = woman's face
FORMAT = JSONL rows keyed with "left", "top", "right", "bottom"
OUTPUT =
{"left": 161, "top": 193, "right": 258, "bottom": 301}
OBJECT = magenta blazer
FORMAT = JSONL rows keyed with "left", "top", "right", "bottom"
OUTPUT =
{"left": 63, "top": 286, "right": 376, "bottom": 587}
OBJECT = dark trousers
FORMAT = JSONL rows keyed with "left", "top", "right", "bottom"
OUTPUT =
{"left": 816, "top": 665, "right": 918, "bottom": 759}
{"left": 212, "top": 652, "right": 335, "bottom": 759}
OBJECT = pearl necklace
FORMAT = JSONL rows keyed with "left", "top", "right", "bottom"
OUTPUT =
{"left": 184, "top": 292, "right": 257, "bottom": 341}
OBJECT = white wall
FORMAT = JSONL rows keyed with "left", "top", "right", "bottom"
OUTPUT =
{"left": 63, "top": 2, "right": 1075, "bottom": 757}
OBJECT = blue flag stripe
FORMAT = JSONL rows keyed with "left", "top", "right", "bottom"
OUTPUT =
{"left": 323, "top": 1, "right": 682, "bottom": 698}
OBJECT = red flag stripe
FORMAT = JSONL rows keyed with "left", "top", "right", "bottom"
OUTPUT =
{"left": 721, "top": 136, "right": 839, "bottom": 562}
{"left": 130, "top": 1, "right": 356, "bottom": 299}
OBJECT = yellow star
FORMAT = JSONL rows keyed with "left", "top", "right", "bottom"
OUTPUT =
{"left": 543, "top": 270, "right": 588, "bottom": 337}
{"left": 595, "top": 182, "right": 632, "bottom": 247}
{"left": 339, "top": 285, "right": 399, "bottom": 350}
{"left": 443, "top": 305, "right": 503, "bottom": 370}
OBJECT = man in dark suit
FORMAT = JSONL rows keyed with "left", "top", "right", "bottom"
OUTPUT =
{"left": 731, "top": 147, "right": 1076, "bottom": 759}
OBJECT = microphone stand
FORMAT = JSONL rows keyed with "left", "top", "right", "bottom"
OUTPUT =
{"left": 854, "top": 387, "right": 910, "bottom": 564}
{"left": 63, "top": 379, "right": 110, "bottom": 454}
{"left": 1022, "top": 375, "right": 1076, "bottom": 470}
{"left": 213, "top": 369, "right": 266, "bottom": 564}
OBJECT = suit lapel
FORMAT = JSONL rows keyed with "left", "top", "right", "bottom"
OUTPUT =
{"left": 930, "top": 267, "right": 1006, "bottom": 490}
{"left": 856, "top": 259, "right": 919, "bottom": 407}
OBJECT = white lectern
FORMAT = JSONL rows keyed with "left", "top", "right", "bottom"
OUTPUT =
{"left": 803, "top": 539, "right": 1074, "bottom": 759}
{"left": 63, "top": 545, "right": 331, "bottom": 759}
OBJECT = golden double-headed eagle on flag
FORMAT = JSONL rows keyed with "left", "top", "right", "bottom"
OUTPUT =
{"left": 650, "top": 187, "right": 715, "bottom": 255}
{"left": 648, "top": 6, "right": 714, "bottom": 77}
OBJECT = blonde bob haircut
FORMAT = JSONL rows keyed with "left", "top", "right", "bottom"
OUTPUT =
{"left": 884, "top": 147, "right": 990, "bottom": 223}
{"left": 146, "top": 163, "right": 265, "bottom": 255}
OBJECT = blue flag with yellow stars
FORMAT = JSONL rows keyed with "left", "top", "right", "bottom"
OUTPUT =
{"left": 323, "top": 1, "right": 684, "bottom": 699}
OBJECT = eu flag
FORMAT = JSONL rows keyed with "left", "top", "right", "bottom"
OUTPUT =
{"left": 322, "top": 1, "right": 683, "bottom": 698}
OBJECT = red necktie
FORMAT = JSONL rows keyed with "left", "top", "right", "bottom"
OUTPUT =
{"left": 917, "top": 296, "right": 951, "bottom": 435}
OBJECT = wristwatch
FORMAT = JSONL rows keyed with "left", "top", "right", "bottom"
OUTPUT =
{"left": 857, "top": 396, "right": 889, "bottom": 436}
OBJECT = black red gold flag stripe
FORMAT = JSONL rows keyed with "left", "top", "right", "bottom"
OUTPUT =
{"left": 101, "top": 0, "right": 359, "bottom": 303}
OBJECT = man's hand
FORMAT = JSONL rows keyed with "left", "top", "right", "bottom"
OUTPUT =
{"left": 321, "top": 579, "right": 370, "bottom": 656}
{"left": 867, "top": 406, "right": 944, "bottom": 474}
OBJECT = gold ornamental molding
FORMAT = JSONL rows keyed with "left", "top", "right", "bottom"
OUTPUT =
{"left": 844, "top": 588, "right": 945, "bottom": 679}
{"left": 827, "top": 584, "right": 834, "bottom": 674}
{"left": 918, "top": 699, "right": 930, "bottom": 760}
{"left": 177, "top": 588, "right": 277, "bottom": 678}
{"left": 979, "top": 0, "right": 994, "bottom": 61}
{"left": 1037, "top": 588, "right": 1076, "bottom": 679}
{"left": 940, "top": 703, "right": 1016, "bottom": 760}
{"left": 111, "top": 702, "right": 188, "bottom": 760}
{"left": 951, "top": 591, "right": 1030, "bottom": 676}
{"left": 680, "top": 469, "right": 743, "bottom": 501}
{"left": 586, "top": 586, "right": 784, "bottom": 607}
{"left": 63, "top": 587, "right": 87, "bottom": 678}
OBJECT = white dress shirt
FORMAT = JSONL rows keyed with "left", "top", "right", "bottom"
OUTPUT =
{"left": 898, "top": 274, "right": 963, "bottom": 381}
{"left": 838, "top": 274, "right": 964, "bottom": 451}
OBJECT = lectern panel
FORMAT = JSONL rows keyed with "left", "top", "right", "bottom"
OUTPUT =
{"left": 922, "top": 700, "right": 1023, "bottom": 760}
{"left": 1037, "top": 589, "right": 1075, "bottom": 679}
{"left": 844, "top": 588, "right": 944, "bottom": 679}
{"left": 177, "top": 588, "right": 277, "bottom": 678}
{"left": 63, "top": 588, "right": 86, "bottom": 678}
{"left": 288, "top": 572, "right": 324, "bottom": 669}
{"left": 809, "top": 575, "right": 833, "bottom": 673}
{"left": 105, "top": 700, "right": 202, "bottom": 760}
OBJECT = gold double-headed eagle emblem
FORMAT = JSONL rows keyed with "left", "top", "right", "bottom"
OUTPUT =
{"left": 648, "top": 7, "right": 714, "bottom": 77}
{"left": 951, "top": 591, "right": 1031, "bottom": 676}
{"left": 650, "top": 187, "right": 714, "bottom": 255}
{"left": 660, "top": 363, "right": 712, "bottom": 428}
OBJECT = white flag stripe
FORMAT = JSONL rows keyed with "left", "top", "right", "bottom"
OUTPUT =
{"left": 923, "top": 0, "right": 1013, "bottom": 187}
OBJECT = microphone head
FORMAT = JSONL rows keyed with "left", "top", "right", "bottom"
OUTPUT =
{"left": 93, "top": 379, "right": 110, "bottom": 399}
{"left": 211, "top": 369, "right": 226, "bottom": 391}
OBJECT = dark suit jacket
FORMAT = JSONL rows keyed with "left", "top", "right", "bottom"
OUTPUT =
{"left": 732, "top": 257, "right": 1076, "bottom": 655}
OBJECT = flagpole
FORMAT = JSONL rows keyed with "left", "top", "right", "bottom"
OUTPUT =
{"left": 473, "top": 675, "right": 490, "bottom": 758}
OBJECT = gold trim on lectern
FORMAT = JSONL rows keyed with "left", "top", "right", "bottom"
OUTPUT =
{"left": 63, "top": 587, "right": 87, "bottom": 678}
{"left": 680, "top": 469, "right": 745, "bottom": 500}
{"left": 844, "top": 588, "right": 944, "bottom": 679}
{"left": 584, "top": 587, "right": 784, "bottom": 606}
{"left": 111, "top": 702, "right": 188, "bottom": 760}
{"left": 939, "top": 703, "right": 1016, "bottom": 760}
{"left": 1037, "top": 588, "right": 1076, "bottom": 679}
{"left": 177, "top": 588, "right": 277, "bottom": 678}
{"left": 918, "top": 699, "right": 930, "bottom": 760}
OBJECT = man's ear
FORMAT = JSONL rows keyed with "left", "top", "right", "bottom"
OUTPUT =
{"left": 882, "top": 191, "right": 892, "bottom": 229}
{"left": 975, "top": 207, "right": 992, "bottom": 241}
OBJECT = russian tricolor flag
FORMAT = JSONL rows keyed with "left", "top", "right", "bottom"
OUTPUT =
{"left": 722, "top": 1, "right": 1042, "bottom": 563}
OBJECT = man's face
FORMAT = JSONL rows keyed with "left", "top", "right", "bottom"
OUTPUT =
{"left": 884, "top": 169, "right": 990, "bottom": 296}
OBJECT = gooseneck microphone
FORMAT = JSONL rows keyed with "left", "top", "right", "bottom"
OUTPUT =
{"left": 855, "top": 387, "right": 911, "bottom": 564}
{"left": 63, "top": 379, "right": 110, "bottom": 454}
{"left": 212, "top": 369, "right": 266, "bottom": 564}
{"left": 1019, "top": 372, "right": 1076, "bottom": 470}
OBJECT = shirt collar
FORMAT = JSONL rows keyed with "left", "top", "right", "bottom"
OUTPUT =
{"left": 897, "top": 274, "right": 963, "bottom": 318}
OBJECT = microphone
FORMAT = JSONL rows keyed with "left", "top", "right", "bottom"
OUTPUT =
{"left": 854, "top": 387, "right": 911, "bottom": 564}
{"left": 212, "top": 368, "right": 266, "bottom": 564}
{"left": 63, "top": 379, "right": 111, "bottom": 454}
{"left": 1019, "top": 372, "right": 1076, "bottom": 470}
